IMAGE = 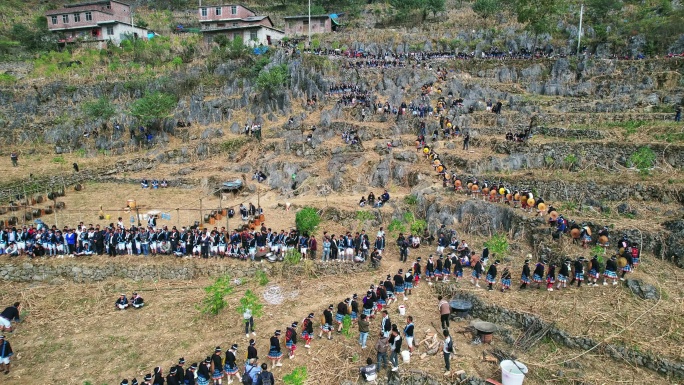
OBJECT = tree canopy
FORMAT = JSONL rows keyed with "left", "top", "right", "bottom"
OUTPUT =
{"left": 129, "top": 92, "right": 177, "bottom": 129}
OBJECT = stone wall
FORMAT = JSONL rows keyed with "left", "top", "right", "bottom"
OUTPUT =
{"left": 0, "top": 259, "right": 372, "bottom": 283}
{"left": 435, "top": 286, "right": 684, "bottom": 380}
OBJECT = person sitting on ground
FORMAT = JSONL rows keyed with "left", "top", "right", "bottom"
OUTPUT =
{"left": 0, "top": 302, "right": 21, "bottom": 333}
{"left": 141, "top": 179, "right": 149, "bottom": 188}
{"left": 115, "top": 294, "right": 129, "bottom": 310}
{"left": 131, "top": 293, "right": 144, "bottom": 309}
{"left": 161, "top": 179, "right": 168, "bottom": 188}
{"left": 368, "top": 192, "right": 375, "bottom": 206}
{"left": 159, "top": 240, "right": 171, "bottom": 255}
{"left": 151, "top": 180, "right": 159, "bottom": 189}
{"left": 4, "top": 243, "right": 18, "bottom": 257}
{"left": 380, "top": 190, "right": 390, "bottom": 204}
{"left": 359, "top": 196, "right": 367, "bottom": 207}
{"left": 359, "top": 357, "right": 377, "bottom": 382}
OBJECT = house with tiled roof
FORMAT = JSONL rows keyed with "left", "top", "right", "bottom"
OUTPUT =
{"left": 199, "top": 4, "right": 283, "bottom": 47}
{"left": 45, "top": 0, "right": 148, "bottom": 46}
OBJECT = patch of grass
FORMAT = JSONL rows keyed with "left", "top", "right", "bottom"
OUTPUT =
{"left": 283, "top": 366, "right": 307, "bottom": 385}
{"left": 52, "top": 156, "right": 65, "bottom": 164}
{"left": 255, "top": 270, "right": 269, "bottom": 286}
{"left": 220, "top": 137, "right": 249, "bottom": 153}
{"left": 403, "top": 194, "right": 418, "bottom": 205}
{"left": 388, "top": 218, "right": 406, "bottom": 233}
{"left": 284, "top": 248, "right": 302, "bottom": 265}
{"left": 628, "top": 147, "right": 656, "bottom": 175}
{"left": 356, "top": 210, "right": 375, "bottom": 222}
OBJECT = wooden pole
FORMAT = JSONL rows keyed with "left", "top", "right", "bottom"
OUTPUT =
{"left": 199, "top": 198, "right": 203, "bottom": 229}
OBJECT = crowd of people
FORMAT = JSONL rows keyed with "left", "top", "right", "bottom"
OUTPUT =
{"left": 141, "top": 179, "right": 170, "bottom": 189}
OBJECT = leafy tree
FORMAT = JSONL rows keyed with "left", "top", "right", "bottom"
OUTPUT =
{"left": 10, "top": 17, "right": 55, "bottom": 52}
{"left": 586, "top": 0, "right": 622, "bottom": 23}
{"left": 129, "top": 92, "right": 177, "bottom": 130}
{"left": 256, "top": 64, "right": 289, "bottom": 94}
{"left": 472, "top": 0, "right": 498, "bottom": 19}
{"left": 425, "top": 0, "right": 446, "bottom": 17}
{"left": 507, "top": 0, "right": 566, "bottom": 39}
{"left": 236, "top": 289, "right": 264, "bottom": 318}
{"left": 199, "top": 275, "right": 234, "bottom": 315}
{"left": 295, "top": 207, "right": 320, "bottom": 235}
{"left": 628, "top": 147, "right": 656, "bottom": 175}
{"left": 82, "top": 97, "right": 116, "bottom": 121}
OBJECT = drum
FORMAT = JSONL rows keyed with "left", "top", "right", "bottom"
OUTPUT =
{"left": 490, "top": 190, "right": 496, "bottom": 197}
{"left": 471, "top": 184, "right": 479, "bottom": 192}
{"left": 433, "top": 159, "right": 441, "bottom": 167}
{"left": 455, "top": 180, "right": 462, "bottom": 187}
{"left": 499, "top": 187, "right": 505, "bottom": 195}
{"left": 423, "top": 147, "right": 430, "bottom": 155}
{"left": 436, "top": 165, "right": 444, "bottom": 173}
{"left": 598, "top": 235, "right": 608, "bottom": 245}
{"left": 520, "top": 196, "right": 528, "bottom": 204}
{"left": 549, "top": 211, "right": 558, "bottom": 220}
{"left": 538, "top": 202, "right": 547, "bottom": 212}
{"left": 482, "top": 187, "right": 489, "bottom": 195}
{"left": 506, "top": 193, "right": 513, "bottom": 201}
{"left": 444, "top": 172, "right": 451, "bottom": 180}
{"left": 570, "top": 228, "right": 580, "bottom": 239}
{"left": 467, "top": 182, "right": 473, "bottom": 189}
{"left": 514, "top": 193, "right": 520, "bottom": 201}
{"left": 584, "top": 226, "right": 592, "bottom": 236}
{"left": 527, "top": 198, "right": 535, "bottom": 207}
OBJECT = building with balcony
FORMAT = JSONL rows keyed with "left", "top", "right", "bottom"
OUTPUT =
{"left": 45, "top": 0, "right": 148, "bottom": 47}
{"left": 198, "top": 4, "right": 284, "bottom": 47}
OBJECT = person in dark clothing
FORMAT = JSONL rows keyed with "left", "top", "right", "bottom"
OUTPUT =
{"left": 570, "top": 257, "right": 586, "bottom": 287}
{"left": 319, "top": 304, "right": 334, "bottom": 340}
{"left": 224, "top": 344, "right": 241, "bottom": 383}
{"left": 462, "top": 132, "right": 470, "bottom": 151}
{"left": 0, "top": 302, "right": 20, "bottom": 333}
{"left": 167, "top": 367, "right": 180, "bottom": 385}
{"left": 197, "top": 357, "right": 211, "bottom": 385}
{"left": 153, "top": 367, "right": 164, "bottom": 385}
{"left": 532, "top": 260, "right": 546, "bottom": 289}
{"left": 185, "top": 363, "right": 197, "bottom": 385}
{"left": 603, "top": 255, "right": 619, "bottom": 285}
{"left": 520, "top": 259, "right": 531, "bottom": 289}
{"left": 174, "top": 358, "right": 185, "bottom": 384}
{"left": 247, "top": 339, "right": 258, "bottom": 360}
{"left": 267, "top": 330, "right": 283, "bottom": 368}
{"left": 255, "top": 363, "right": 274, "bottom": 385}
{"left": 485, "top": 260, "right": 499, "bottom": 291}
{"left": 0, "top": 335, "right": 13, "bottom": 374}
{"left": 210, "top": 347, "right": 223, "bottom": 385}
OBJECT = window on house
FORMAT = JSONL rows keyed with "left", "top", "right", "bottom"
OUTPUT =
{"left": 62, "top": 14, "right": 69, "bottom": 23}
{"left": 232, "top": 22, "right": 238, "bottom": 27}
{"left": 231, "top": 6, "right": 237, "bottom": 14}
{"left": 51, "top": 15, "right": 57, "bottom": 24}
{"left": 74, "top": 13, "right": 81, "bottom": 22}
{"left": 201, "top": 7, "right": 207, "bottom": 17}
{"left": 217, "top": 23, "right": 225, "bottom": 27}
{"left": 85, "top": 12, "right": 92, "bottom": 21}
{"left": 215, "top": 7, "right": 221, "bottom": 16}
{"left": 250, "top": 30, "right": 257, "bottom": 41}
{"left": 107, "top": 26, "right": 114, "bottom": 36}
{"left": 320, "top": 19, "right": 325, "bottom": 27}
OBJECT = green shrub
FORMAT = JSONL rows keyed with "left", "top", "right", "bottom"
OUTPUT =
{"left": 403, "top": 194, "right": 418, "bottom": 205}
{"left": 256, "top": 64, "right": 289, "bottom": 93}
{"left": 220, "top": 137, "right": 249, "bottom": 152}
{"left": 284, "top": 248, "right": 302, "bottom": 265}
{"left": 402, "top": 212, "right": 415, "bottom": 224}
{"left": 388, "top": 219, "right": 406, "bottom": 233}
{"left": 484, "top": 233, "right": 509, "bottom": 259}
{"left": 82, "top": 97, "right": 116, "bottom": 121}
{"left": 199, "top": 275, "right": 233, "bottom": 315}
{"left": 295, "top": 207, "right": 320, "bottom": 235}
{"left": 129, "top": 91, "right": 177, "bottom": 129}
{"left": 341, "top": 315, "right": 352, "bottom": 338}
{"left": 410, "top": 219, "right": 427, "bottom": 234}
{"left": 283, "top": 366, "right": 307, "bottom": 385}
{"left": 356, "top": 210, "right": 375, "bottom": 222}
{"left": 628, "top": 147, "right": 656, "bottom": 175}
{"left": 52, "top": 156, "right": 65, "bottom": 164}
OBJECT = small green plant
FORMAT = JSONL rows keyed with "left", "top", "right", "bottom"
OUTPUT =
{"left": 51, "top": 156, "right": 65, "bottom": 164}
{"left": 388, "top": 218, "right": 406, "bottom": 233}
{"left": 284, "top": 248, "right": 302, "bottom": 265}
{"left": 255, "top": 270, "right": 269, "bottom": 286}
{"left": 410, "top": 219, "right": 427, "bottom": 234}
{"left": 236, "top": 289, "right": 264, "bottom": 318}
{"left": 356, "top": 210, "right": 375, "bottom": 222}
{"left": 341, "top": 314, "right": 352, "bottom": 338}
{"left": 402, "top": 212, "right": 415, "bottom": 224}
{"left": 484, "top": 233, "right": 509, "bottom": 259}
{"left": 295, "top": 207, "right": 320, "bottom": 235}
{"left": 563, "top": 153, "right": 578, "bottom": 169}
{"left": 199, "top": 275, "right": 233, "bottom": 315}
{"left": 403, "top": 194, "right": 418, "bottom": 205}
{"left": 628, "top": 147, "right": 656, "bottom": 175}
{"left": 220, "top": 137, "right": 248, "bottom": 152}
{"left": 283, "top": 366, "right": 307, "bottom": 385}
